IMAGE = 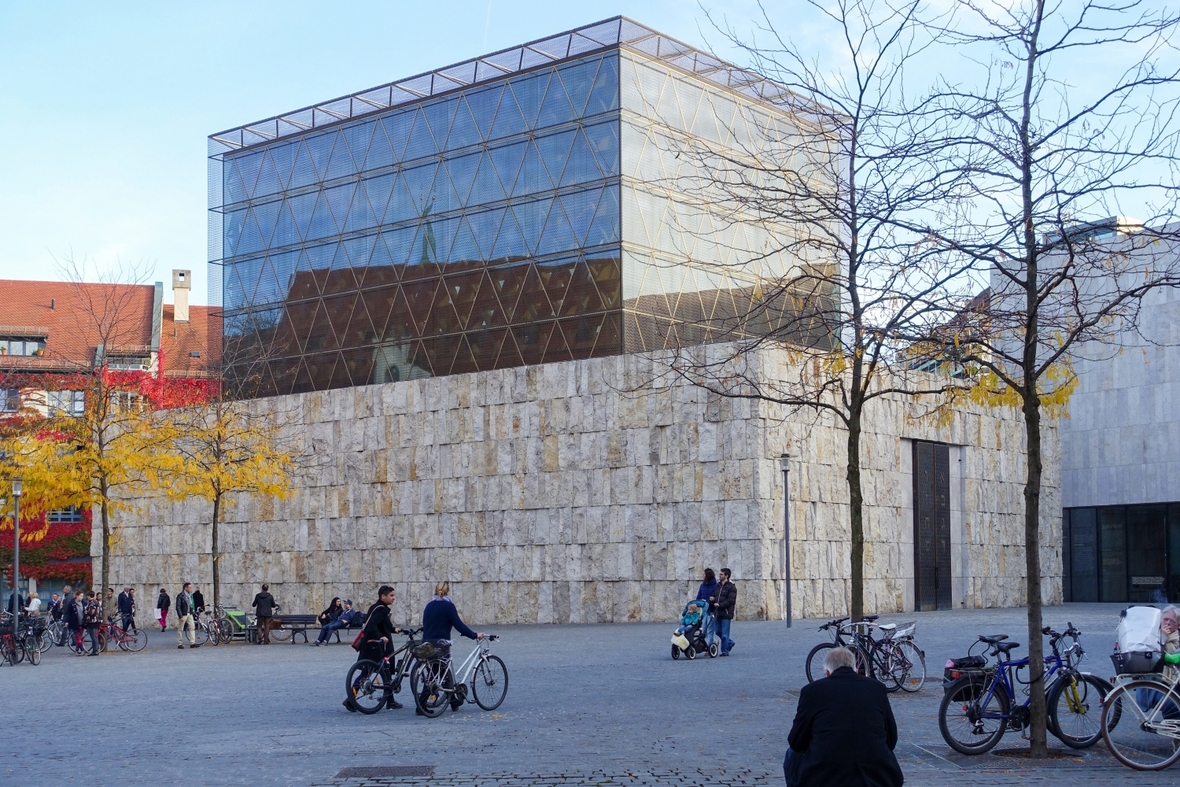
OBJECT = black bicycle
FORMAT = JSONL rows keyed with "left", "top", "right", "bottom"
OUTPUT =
{"left": 805, "top": 615, "right": 923, "bottom": 692}
{"left": 344, "top": 627, "right": 423, "bottom": 714}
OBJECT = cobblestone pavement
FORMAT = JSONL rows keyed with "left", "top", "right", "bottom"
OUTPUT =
{"left": 0, "top": 603, "right": 1166, "bottom": 785}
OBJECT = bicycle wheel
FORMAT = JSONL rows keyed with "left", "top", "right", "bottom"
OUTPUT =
{"left": 872, "top": 646, "right": 902, "bottom": 692}
{"left": 345, "top": 659, "right": 389, "bottom": 714}
{"left": 939, "top": 676, "right": 1010, "bottom": 755}
{"left": 270, "top": 626, "right": 292, "bottom": 642}
{"left": 411, "top": 660, "right": 450, "bottom": 718}
{"left": 472, "top": 655, "right": 509, "bottom": 710}
{"left": 895, "top": 640, "right": 926, "bottom": 693}
{"left": 123, "top": 627, "right": 148, "bottom": 652}
{"left": 192, "top": 623, "right": 209, "bottom": 646}
{"left": 1048, "top": 673, "right": 1107, "bottom": 749}
{"left": 805, "top": 643, "right": 837, "bottom": 683}
{"left": 23, "top": 637, "right": 40, "bottom": 666}
{"left": 1101, "top": 680, "right": 1180, "bottom": 770}
{"left": 217, "top": 619, "right": 234, "bottom": 643}
{"left": 37, "top": 631, "right": 53, "bottom": 654}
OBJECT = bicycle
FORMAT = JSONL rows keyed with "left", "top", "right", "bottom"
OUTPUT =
{"left": 0, "top": 624, "right": 40, "bottom": 666}
{"left": 102, "top": 618, "right": 149, "bottom": 652}
{"left": 1100, "top": 652, "right": 1180, "bottom": 770}
{"left": 805, "top": 616, "right": 925, "bottom": 692}
{"left": 344, "top": 627, "right": 424, "bottom": 714}
{"left": 938, "top": 625, "right": 1111, "bottom": 754}
{"left": 410, "top": 635, "right": 508, "bottom": 718}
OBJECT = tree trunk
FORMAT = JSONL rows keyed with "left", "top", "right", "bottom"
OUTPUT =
{"left": 1023, "top": 394, "right": 1048, "bottom": 756}
{"left": 847, "top": 412, "right": 865, "bottom": 622}
{"left": 211, "top": 493, "right": 221, "bottom": 611}
{"left": 99, "top": 482, "right": 111, "bottom": 594}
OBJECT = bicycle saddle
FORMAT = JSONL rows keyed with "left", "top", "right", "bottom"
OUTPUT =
{"left": 877, "top": 623, "right": 897, "bottom": 631}
{"left": 863, "top": 614, "right": 880, "bottom": 622}
{"left": 993, "top": 641, "right": 1021, "bottom": 655}
{"left": 978, "top": 634, "right": 1009, "bottom": 645}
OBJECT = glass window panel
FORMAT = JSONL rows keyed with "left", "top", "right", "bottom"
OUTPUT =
{"left": 585, "top": 53, "right": 620, "bottom": 116}
{"left": 469, "top": 274, "right": 505, "bottom": 328}
{"left": 325, "top": 134, "right": 358, "bottom": 181}
{"left": 223, "top": 208, "right": 247, "bottom": 257}
{"left": 362, "top": 173, "right": 395, "bottom": 225}
{"left": 289, "top": 140, "right": 319, "bottom": 189}
{"left": 490, "top": 209, "right": 527, "bottom": 262}
{"left": 224, "top": 158, "right": 248, "bottom": 204}
{"left": 305, "top": 131, "right": 338, "bottom": 181}
{"left": 427, "top": 216, "right": 458, "bottom": 267}
{"left": 287, "top": 191, "right": 316, "bottom": 240}
{"left": 381, "top": 226, "right": 418, "bottom": 266}
{"left": 235, "top": 211, "right": 265, "bottom": 256}
{"left": 556, "top": 57, "right": 600, "bottom": 117}
{"left": 343, "top": 234, "right": 376, "bottom": 271}
{"left": 385, "top": 171, "right": 417, "bottom": 225}
{"left": 692, "top": 90, "right": 721, "bottom": 144}
{"left": 324, "top": 182, "right": 355, "bottom": 234}
{"left": 450, "top": 217, "right": 481, "bottom": 264}
{"left": 344, "top": 186, "right": 377, "bottom": 234}
{"left": 447, "top": 97, "right": 482, "bottom": 150}
{"left": 402, "top": 109, "right": 438, "bottom": 162}
{"left": 253, "top": 151, "right": 282, "bottom": 199}
{"left": 468, "top": 152, "right": 505, "bottom": 205}
{"left": 467, "top": 206, "right": 503, "bottom": 260}
{"left": 535, "top": 129, "right": 575, "bottom": 187}
{"left": 380, "top": 111, "right": 414, "bottom": 162}
{"left": 422, "top": 98, "right": 456, "bottom": 152}
{"left": 233, "top": 256, "right": 265, "bottom": 303}
{"left": 587, "top": 184, "right": 620, "bottom": 247}
{"left": 517, "top": 139, "right": 554, "bottom": 194}
{"left": 536, "top": 73, "right": 576, "bottom": 129}
{"left": 402, "top": 162, "right": 439, "bottom": 215}
{"left": 515, "top": 266, "right": 555, "bottom": 322}
{"left": 559, "top": 187, "right": 598, "bottom": 244}
{"left": 306, "top": 190, "right": 338, "bottom": 241}
{"left": 342, "top": 122, "right": 375, "bottom": 171}
{"left": 537, "top": 203, "right": 577, "bottom": 256}
{"left": 510, "top": 71, "right": 551, "bottom": 130}
{"left": 512, "top": 197, "right": 552, "bottom": 254}
{"left": 271, "top": 250, "right": 299, "bottom": 296}
{"left": 489, "top": 87, "right": 528, "bottom": 140}
{"left": 364, "top": 122, "right": 397, "bottom": 171}
{"left": 255, "top": 257, "right": 284, "bottom": 304}
{"left": 1099, "top": 507, "right": 1127, "bottom": 602}
{"left": 445, "top": 151, "right": 481, "bottom": 205}
{"left": 270, "top": 201, "right": 299, "bottom": 249}
{"left": 252, "top": 200, "right": 281, "bottom": 249}
{"left": 584, "top": 122, "right": 620, "bottom": 177}
{"left": 561, "top": 129, "right": 599, "bottom": 187}
{"left": 489, "top": 141, "right": 526, "bottom": 194}
{"left": 465, "top": 85, "right": 503, "bottom": 141}
{"left": 235, "top": 151, "right": 264, "bottom": 199}
{"left": 369, "top": 233, "right": 396, "bottom": 277}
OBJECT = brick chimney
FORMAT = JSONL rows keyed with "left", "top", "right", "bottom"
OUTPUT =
{"left": 173, "top": 269, "right": 190, "bottom": 323}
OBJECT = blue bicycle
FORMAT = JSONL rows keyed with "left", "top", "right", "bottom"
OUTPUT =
{"left": 939, "top": 624, "right": 1113, "bottom": 754}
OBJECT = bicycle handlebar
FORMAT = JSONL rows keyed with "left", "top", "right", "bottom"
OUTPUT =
{"left": 819, "top": 617, "right": 849, "bottom": 631}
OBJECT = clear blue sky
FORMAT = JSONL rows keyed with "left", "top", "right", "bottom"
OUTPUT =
{"left": 0, "top": 1, "right": 771, "bottom": 307}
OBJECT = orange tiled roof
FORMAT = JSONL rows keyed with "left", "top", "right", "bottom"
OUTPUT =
{"left": 161, "top": 305, "right": 222, "bottom": 378}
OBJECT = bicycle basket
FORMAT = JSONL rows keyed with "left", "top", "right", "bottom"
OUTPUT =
{"left": 413, "top": 641, "right": 439, "bottom": 661}
{"left": 1110, "top": 650, "right": 1163, "bottom": 675}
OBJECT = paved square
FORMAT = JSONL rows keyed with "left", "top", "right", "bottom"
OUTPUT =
{"left": 0, "top": 603, "right": 1162, "bottom": 785}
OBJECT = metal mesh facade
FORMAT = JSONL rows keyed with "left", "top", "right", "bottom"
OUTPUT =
{"left": 209, "top": 17, "right": 816, "bottom": 396}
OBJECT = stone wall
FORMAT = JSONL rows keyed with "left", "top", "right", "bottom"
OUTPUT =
{"left": 103, "top": 345, "right": 1060, "bottom": 624}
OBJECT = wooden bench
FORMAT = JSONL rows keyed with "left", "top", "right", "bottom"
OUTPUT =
{"left": 268, "top": 614, "right": 320, "bottom": 644}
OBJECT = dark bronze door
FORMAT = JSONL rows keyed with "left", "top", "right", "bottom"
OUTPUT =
{"left": 914, "top": 441, "right": 952, "bottom": 611}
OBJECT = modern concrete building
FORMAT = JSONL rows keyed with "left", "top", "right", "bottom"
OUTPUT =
{"left": 102, "top": 18, "right": 1059, "bottom": 623}
{"left": 1060, "top": 225, "right": 1180, "bottom": 603}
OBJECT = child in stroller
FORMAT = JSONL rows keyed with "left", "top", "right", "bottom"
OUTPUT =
{"left": 671, "top": 599, "right": 719, "bottom": 659}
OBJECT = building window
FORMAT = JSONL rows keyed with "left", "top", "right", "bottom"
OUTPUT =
{"left": 109, "top": 390, "right": 144, "bottom": 411}
{"left": 1064, "top": 503, "right": 1180, "bottom": 603}
{"left": 47, "top": 506, "right": 85, "bottom": 524}
{"left": 106, "top": 355, "right": 151, "bottom": 371}
{"left": 0, "top": 336, "right": 46, "bottom": 356}
{"left": 1, "top": 388, "right": 19, "bottom": 412}
{"left": 47, "top": 390, "right": 85, "bottom": 417}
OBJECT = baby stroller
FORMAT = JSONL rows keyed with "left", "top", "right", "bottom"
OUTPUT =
{"left": 671, "top": 599, "right": 719, "bottom": 660}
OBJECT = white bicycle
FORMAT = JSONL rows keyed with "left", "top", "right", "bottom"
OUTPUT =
{"left": 410, "top": 635, "right": 508, "bottom": 718}
{"left": 1101, "top": 653, "right": 1180, "bottom": 770}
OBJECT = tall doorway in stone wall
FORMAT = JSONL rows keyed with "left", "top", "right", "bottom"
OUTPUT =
{"left": 913, "top": 441, "right": 952, "bottom": 611}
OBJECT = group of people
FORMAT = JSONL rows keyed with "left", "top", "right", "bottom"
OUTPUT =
{"left": 310, "top": 597, "right": 363, "bottom": 645}
{"left": 27, "top": 585, "right": 139, "bottom": 656}
{"left": 344, "top": 581, "right": 484, "bottom": 716}
{"left": 156, "top": 582, "right": 210, "bottom": 649}
{"left": 694, "top": 567, "right": 738, "bottom": 656}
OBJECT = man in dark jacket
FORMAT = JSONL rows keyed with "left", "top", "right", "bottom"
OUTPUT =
{"left": 175, "top": 582, "right": 199, "bottom": 649}
{"left": 251, "top": 584, "right": 278, "bottom": 644}
{"left": 64, "top": 591, "right": 84, "bottom": 652}
{"left": 344, "top": 586, "right": 405, "bottom": 711}
{"left": 707, "top": 568, "right": 737, "bottom": 656}
{"left": 785, "top": 646, "right": 903, "bottom": 787}
{"left": 117, "top": 587, "right": 136, "bottom": 632}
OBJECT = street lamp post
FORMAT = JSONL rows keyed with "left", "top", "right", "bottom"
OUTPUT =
{"left": 780, "top": 454, "right": 791, "bottom": 628}
{"left": 11, "top": 477, "right": 21, "bottom": 645}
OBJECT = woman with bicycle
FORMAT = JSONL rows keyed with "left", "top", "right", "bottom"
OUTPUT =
{"left": 419, "top": 582, "right": 484, "bottom": 715}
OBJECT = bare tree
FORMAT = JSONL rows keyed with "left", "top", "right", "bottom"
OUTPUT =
{"left": 661, "top": 0, "right": 977, "bottom": 621}
{"left": 918, "top": 0, "right": 1180, "bottom": 757}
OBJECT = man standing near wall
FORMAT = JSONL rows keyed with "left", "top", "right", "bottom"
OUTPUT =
{"left": 117, "top": 586, "right": 135, "bottom": 632}
{"left": 252, "top": 584, "right": 278, "bottom": 645}
{"left": 708, "top": 568, "right": 737, "bottom": 656}
{"left": 175, "top": 582, "right": 198, "bottom": 649}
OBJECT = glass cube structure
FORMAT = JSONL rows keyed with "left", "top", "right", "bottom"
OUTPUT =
{"left": 209, "top": 16, "right": 821, "bottom": 396}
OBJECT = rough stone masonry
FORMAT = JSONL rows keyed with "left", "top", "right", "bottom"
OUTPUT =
{"left": 104, "top": 343, "right": 1060, "bottom": 623}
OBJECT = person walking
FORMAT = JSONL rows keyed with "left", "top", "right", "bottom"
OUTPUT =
{"left": 117, "top": 587, "right": 136, "bottom": 632}
{"left": 83, "top": 590, "right": 103, "bottom": 656}
{"left": 64, "top": 590, "right": 85, "bottom": 653}
{"left": 175, "top": 582, "right": 198, "bottom": 649}
{"left": 345, "top": 587, "right": 405, "bottom": 711}
{"left": 192, "top": 586, "right": 206, "bottom": 617}
{"left": 156, "top": 587, "right": 170, "bottom": 632}
{"left": 707, "top": 568, "right": 737, "bottom": 656}
{"left": 419, "top": 581, "right": 484, "bottom": 714}
{"left": 783, "top": 646, "right": 903, "bottom": 787}
{"left": 251, "top": 584, "right": 278, "bottom": 645}
{"left": 47, "top": 593, "right": 63, "bottom": 622}
{"left": 102, "top": 587, "right": 117, "bottom": 622}
{"left": 24, "top": 592, "right": 41, "bottom": 616}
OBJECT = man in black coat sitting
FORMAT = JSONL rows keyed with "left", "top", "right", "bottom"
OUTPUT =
{"left": 785, "top": 646, "right": 904, "bottom": 787}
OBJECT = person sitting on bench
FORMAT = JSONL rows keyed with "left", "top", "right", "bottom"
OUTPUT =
{"left": 312, "top": 599, "right": 361, "bottom": 645}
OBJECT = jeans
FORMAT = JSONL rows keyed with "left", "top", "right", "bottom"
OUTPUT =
{"left": 317, "top": 619, "right": 349, "bottom": 643}
{"left": 783, "top": 747, "right": 803, "bottom": 786}
{"left": 708, "top": 617, "right": 733, "bottom": 653}
{"left": 120, "top": 614, "right": 135, "bottom": 632}
{"left": 85, "top": 624, "right": 100, "bottom": 655}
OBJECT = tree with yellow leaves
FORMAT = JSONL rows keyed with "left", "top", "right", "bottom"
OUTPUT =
{"left": 152, "top": 395, "right": 297, "bottom": 609}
